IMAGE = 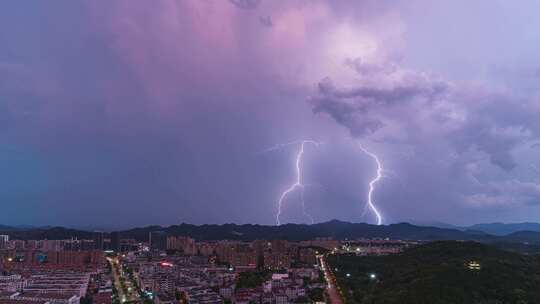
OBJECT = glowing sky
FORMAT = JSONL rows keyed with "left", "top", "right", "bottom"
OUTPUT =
{"left": 1, "top": 0, "right": 540, "bottom": 228}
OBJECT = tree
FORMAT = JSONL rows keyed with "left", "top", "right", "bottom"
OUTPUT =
{"left": 80, "top": 296, "right": 93, "bottom": 304}
{"left": 308, "top": 288, "right": 324, "bottom": 302}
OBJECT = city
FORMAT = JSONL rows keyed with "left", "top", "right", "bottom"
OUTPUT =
{"left": 0, "top": 229, "right": 413, "bottom": 304}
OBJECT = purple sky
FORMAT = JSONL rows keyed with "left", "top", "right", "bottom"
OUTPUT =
{"left": 1, "top": 0, "right": 540, "bottom": 229}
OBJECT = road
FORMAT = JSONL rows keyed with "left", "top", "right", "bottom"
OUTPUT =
{"left": 108, "top": 257, "right": 141, "bottom": 304}
{"left": 318, "top": 254, "right": 344, "bottom": 304}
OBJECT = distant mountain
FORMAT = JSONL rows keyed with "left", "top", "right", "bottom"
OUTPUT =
{"left": 0, "top": 225, "right": 20, "bottom": 231}
{"left": 0, "top": 226, "right": 93, "bottom": 240}
{"left": 118, "top": 220, "right": 496, "bottom": 243}
{"left": 4, "top": 220, "right": 540, "bottom": 248}
{"left": 467, "top": 222, "right": 540, "bottom": 236}
{"left": 411, "top": 221, "right": 540, "bottom": 237}
{"left": 501, "top": 230, "right": 540, "bottom": 243}
{"left": 407, "top": 220, "right": 464, "bottom": 230}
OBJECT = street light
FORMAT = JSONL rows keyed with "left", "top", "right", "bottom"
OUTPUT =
{"left": 369, "top": 273, "right": 376, "bottom": 280}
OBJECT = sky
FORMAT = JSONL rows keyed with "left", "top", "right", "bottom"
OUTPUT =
{"left": 1, "top": 0, "right": 540, "bottom": 229}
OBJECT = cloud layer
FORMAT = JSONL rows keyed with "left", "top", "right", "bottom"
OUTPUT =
{"left": 1, "top": 0, "right": 540, "bottom": 227}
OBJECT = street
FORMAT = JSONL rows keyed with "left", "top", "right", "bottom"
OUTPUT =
{"left": 108, "top": 257, "right": 141, "bottom": 304}
{"left": 318, "top": 255, "right": 344, "bottom": 304}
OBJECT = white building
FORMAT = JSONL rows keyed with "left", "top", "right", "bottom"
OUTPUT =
{"left": 0, "top": 235, "right": 9, "bottom": 249}
{"left": 0, "top": 275, "right": 26, "bottom": 292}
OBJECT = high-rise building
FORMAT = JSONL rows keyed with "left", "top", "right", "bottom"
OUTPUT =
{"left": 110, "top": 232, "right": 121, "bottom": 252}
{"left": 298, "top": 247, "right": 317, "bottom": 265}
{"left": 41, "top": 239, "right": 63, "bottom": 251}
{"left": 0, "top": 235, "right": 9, "bottom": 249}
{"left": 93, "top": 231, "right": 104, "bottom": 251}
{"left": 167, "top": 236, "right": 196, "bottom": 255}
{"left": 264, "top": 252, "right": 291, "bottom": 269}
{"left": 149, "top": 231, "right": 167, "bottom": 251}
{"left": 271, "top": 240, "right": 289, "bottom": 253}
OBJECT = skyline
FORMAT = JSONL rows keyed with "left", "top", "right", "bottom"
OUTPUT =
{"left": 2, "top": 0, "right": 540, "bottom": 228}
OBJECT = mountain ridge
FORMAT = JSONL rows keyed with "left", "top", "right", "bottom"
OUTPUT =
{"left": 2, "top": 220, "right": 540, "bottom": 250}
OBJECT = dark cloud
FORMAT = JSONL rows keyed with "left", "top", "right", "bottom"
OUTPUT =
{"left": 311, "top": 59, "right": 450, "bottom": 141}
{"left": 312, "top": 78, "right": 385, "bottom": 137}
{"left": 259, "top": 16, "right": 273, "bottom": 27}
{"left": 311, "top": 58, "right": 539, "bottom": 172}
{"left": 465, "top": 179, "right": 540, "bottom": 207}
{"left": 229, "top": 0, "right": 261, "bottom": 10}
{"left": 345, "top": 57, "right": 398, "bottom": 77}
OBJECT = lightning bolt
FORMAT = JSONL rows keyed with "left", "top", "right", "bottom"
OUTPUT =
{"left": 300, "top": 187, "right": 315, "bottom": 225}
{"left": 359, "top": 145, "right": 384, "bottom": 225}
{"left": 275, "top": 140, "right": 319, "bottom": 226}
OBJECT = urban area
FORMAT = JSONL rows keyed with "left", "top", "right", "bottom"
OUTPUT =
{"left": 0, "top": 232, "right": 411, "bottom": 304}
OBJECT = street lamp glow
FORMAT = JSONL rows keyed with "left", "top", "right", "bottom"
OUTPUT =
{"left": 346, "top": 273, "right": 351, "bottom": 277}
{"left": 370, "top": 273, "right": 376, "bottom": 279}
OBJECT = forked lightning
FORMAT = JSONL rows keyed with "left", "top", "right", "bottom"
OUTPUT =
{"left": 359, "top": 145, "right": 384, "bottom": 225}
{"left": 275, "top": 140, "right": 319, "bottom": 225}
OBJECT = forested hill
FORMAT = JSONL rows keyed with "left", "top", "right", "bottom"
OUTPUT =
{"left": 118, "top": 220, "right": 486, "bottom": 242}
{"left": 327, "top": 241, "right": 540, "bottom": 304}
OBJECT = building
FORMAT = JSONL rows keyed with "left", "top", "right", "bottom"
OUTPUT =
{"left": 41, "top": 240, "right": 63, "bottom": 252}
{"left": 110, "top": 232, "right": 120, "bottom": 252}
{"left": 13, "top": 292, "right": 81, "bottom": 304}
{"left": 2, "top": 250, "right": 103, "bottom": 272}
{"left": 218, "top": 286, "right": 233, "bottom": 299}
{"left": 149, "top": 232, "right": 167, "bottom": 251}
{"left": 270, "top": 240, "right": 288, "bottom": 254}
{"left": 119, "top": 239, "right": 139, "bottom": 252}
{"left": 345, "top": 240, "right": 407, "bottom": 256}
{"left": 23, "top": 272, "right": 91, "bottom": 297}
{"left": 298, "top": 248, "right": 317, "bottom": 266}
{"left": 0, "top": 275, "right": 26, "bottom": 292}
{"left": 186, "top": 288, "right": 222, "bottom": 304}
{"left": 299, "top": 238, "right": 339, "bottom": 250}
{"left": 0, "top": 236, "right": 9, "bottom": 250}
{"left": 92, "top": 291, "right": 112, "bottom": 304}
{"left": 93, "top": 232, "right": 104, "bottom": 251}
{"left": 166, "top": 236, "right": 196, "bottom": 255}
{"left": 263, "top": 253, "right": 291, "bottom": 270}
{"left": 155, "top": 293, "right": 176, "bottom": 304}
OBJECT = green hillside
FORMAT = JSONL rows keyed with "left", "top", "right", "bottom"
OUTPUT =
{"left": 327, "top": 241, "right": 540, "bottom": 304}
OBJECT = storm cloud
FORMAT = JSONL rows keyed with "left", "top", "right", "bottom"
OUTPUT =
{"left": 1, "top": 0, "right": 540, "bottom": 228}
{"left": 311, "top": 56, "right": 539, "bottom": 170}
